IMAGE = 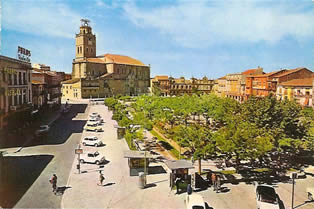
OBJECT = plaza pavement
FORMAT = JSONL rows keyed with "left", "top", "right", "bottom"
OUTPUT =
{"left": 61, "top": 103, "right": 314, "bottom": 209}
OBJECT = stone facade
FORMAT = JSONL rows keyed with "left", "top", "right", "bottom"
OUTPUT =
{"left": 0, "top": 55, "right": 32, "bottom": 129}
{"left": 151, "top": 76, "right": 214, "bottom": 96}
{"left": 62, "top": 20, "right": 150, "bottom": 99}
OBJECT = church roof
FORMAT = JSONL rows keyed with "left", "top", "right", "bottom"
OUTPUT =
{"left": 100, "top": 54, "right": 147, "bottom": 66}
{"left": 86, "top": 58, "right": 105, "bottom": 63}
{"left": 61, "top": 78, "right": 80, "bottom": 84}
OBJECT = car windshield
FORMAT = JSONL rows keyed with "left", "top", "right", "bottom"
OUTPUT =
{"left": 94, "top": 152, "right": 99, "bottom": 156}
{"left": 40, "top": 126, "right": 47, "bottom": 129}
{"left": 192, "top": 206, "right": 204, "bottom": 209}
{"left": 257, "top": 186, "right": 278, "bottom": 204}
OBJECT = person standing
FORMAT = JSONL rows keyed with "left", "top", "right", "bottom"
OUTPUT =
{"left": 50, "top": 174, "right": 58, "bottom": 194}
{"left": 216, "top": 174, "right": 221, "bottom": 193}
{"left": 211, "top": 173, "right": 216, "bottom": 191}
{"left": 187, "top": 184, "right": 192, "bottom": 195}
{"left": 98, "top": 171, "right": 105, "bottom": 186}
{"left": 175, "top": 177, "right": 181, "bottom": 194}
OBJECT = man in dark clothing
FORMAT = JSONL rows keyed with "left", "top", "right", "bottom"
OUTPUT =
{"left": 187, "top": 184, "right": 192, "bottom": 195}
{"left": 50, "top": 174, "right": 58, "bottom": 194}
{"left": 175, "top": 177, "right": 180, "bottom": 194}
{"left": 98, "top": 171, "right": 105, "bottom": 186}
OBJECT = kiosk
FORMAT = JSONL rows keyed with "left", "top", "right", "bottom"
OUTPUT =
{"left": 165, "top": 160, "right": 194, "bottom": 189}
{"left": 123, "top": 150, "right": 155, "bottom": 176}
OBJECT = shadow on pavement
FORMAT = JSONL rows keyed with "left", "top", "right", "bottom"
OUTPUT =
{"left": 102, "top": 182, "right": 115, "bottom": 187}
{"left": 55, "top": 186, "right": 72, "bottom": 196}
{"left": 0, "top": 155, "right": 54, "bottom": 208}
{"left": 205, "top": 202, "right": 214, "bottom": 209}
{"left": 148, "top": 165, "right": 167, "bottom": 175}
{"left": 0, "top": 104, "right": 88, "bottom": 149}
{"left": 26, "top": 104, "right": 88, "bottom": 147}
{"left": 144, "top": 183, "right": 157, "bottom": 189}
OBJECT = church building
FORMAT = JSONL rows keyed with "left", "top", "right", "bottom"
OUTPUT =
{"left": 62, "top": 19, "right": 150, "bottom": 99}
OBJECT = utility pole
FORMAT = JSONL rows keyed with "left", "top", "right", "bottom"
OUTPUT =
{"left": 75, "top": 144, "right": 83, "bottom": 174}
{"left": 291, "top": 172, "right": 297, "bottom": 209}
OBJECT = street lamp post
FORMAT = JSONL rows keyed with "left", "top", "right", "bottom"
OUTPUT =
{"left": 75, "top": 144, "right": 83, "bottom": 174}
{"left": 291, "top": 172, "right": 297, "bottom": 209}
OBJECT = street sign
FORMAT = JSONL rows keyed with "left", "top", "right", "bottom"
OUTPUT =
{"left": 75, "top": 149, "right": 83, "bottom": 154}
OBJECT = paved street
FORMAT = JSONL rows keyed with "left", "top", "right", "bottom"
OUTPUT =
{"left": 0, "top": 103, "right": 89, "bottom": 208}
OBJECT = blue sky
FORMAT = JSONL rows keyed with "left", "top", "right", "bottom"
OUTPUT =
{"left": 1, "top": 0, "right": 313, "bottom": 79}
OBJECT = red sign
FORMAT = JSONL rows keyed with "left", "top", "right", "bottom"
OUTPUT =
{"left": 75, "top": 149, "right": 83, "bottom": 154}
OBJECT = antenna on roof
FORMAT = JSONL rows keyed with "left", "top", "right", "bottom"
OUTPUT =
{"left": 80, "top": 19, "right": 90, "bottom": 26}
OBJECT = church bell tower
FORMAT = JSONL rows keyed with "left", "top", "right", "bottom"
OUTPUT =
{"left": 75, "top": 19, "right": 96, "bottom": 59}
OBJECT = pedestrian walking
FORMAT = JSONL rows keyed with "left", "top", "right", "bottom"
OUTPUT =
{"left": 216, "top": 174, "right": 221, "bottom": 193}
{"left": 98, "top": 171, "right": 105, "bottom": 186}
{"left": 175, "top": 177, "right": 181, "bottom": 194}
{"left": 191, "top": 156, "right": 194, "bottom": 164}
{"left": 49, "top": 174, "right": 58, "bottom": 194}
{"left": 187, "top": 184, "right": 192, "bottom": 195}
{"left": 206, "top": 172, "right": 212, "bottom": 187}
{"left": 211, "top": 173, "right": 216, "bottom": 191}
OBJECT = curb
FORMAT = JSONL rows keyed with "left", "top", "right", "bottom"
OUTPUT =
{"left": 61, "top": 104, "right": 91, "bottom": 209}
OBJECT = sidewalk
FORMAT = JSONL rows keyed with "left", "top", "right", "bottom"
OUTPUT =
{"left": 0, "top": 108, "right": 62, "bottom": 152}
{"left": 61, "top": 104, "right": 186, "bottom": 209}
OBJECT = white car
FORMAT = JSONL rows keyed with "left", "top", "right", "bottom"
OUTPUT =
{"left": 185, "top": 194, "right": 206, "bottom": 209}
{"left": 82, "top": 136, "right": 103, "bottom": 147}
{"left": 35, "top": 125, "right": 50, "bottom": 136}
{"left": 256, "top": 185, "right": 280, "bottom": 209}
{"left": 90, "top": 113, "right": 100, "bottom": 117}
{"left": 88, "top": 118, "right": 103, "bottom": 125}
{"left": 90, "top": 116, "right": 104, "bottom": 123}
{"left": 80, "top": 151, "right": 105, "bottom": 164}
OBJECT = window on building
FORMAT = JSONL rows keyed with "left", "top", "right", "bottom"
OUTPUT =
{"left": 9, "top": 95, "right": 12, "bottom": 107}
{"left": 77, "top": 47, "right": 79, "bottom": 54}
{"left": 28, "top": 89, "right": 31, "bottom": 103}
{"left": 18, "top": 72, "right": 22, "bottom": 85}
{"left": 14, "top": 74, "right": 17, "bottom": 85}
{"left": 2, "top": 72, "right": 5, "bottom": 82}
{"left": 28, "top": 73, "right": 30, "bottom": 83}
{"left": 14, "top": 95, "right": 17, "bottom": 106}
{"left": 86, "top": 47, "right": 88, "bottom": 52}
{"left": 23, "top": 72, "right": 26, "bottom": 84}
{"left": 23, "top": 90, "right": 26, "bottom": 104}
{"left": 70, "top": 86, "right": 72, "bottom": 89}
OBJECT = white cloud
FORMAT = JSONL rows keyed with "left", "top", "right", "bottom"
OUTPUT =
{"left": 122, "top": 0, "right": 314, "bottom": 48}
{"left": 3, "top": 1, "right": 82, "bottom": 38}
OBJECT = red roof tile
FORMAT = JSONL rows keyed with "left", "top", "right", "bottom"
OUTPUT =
{"left": 273, "top": 68, "right": 311, "bottom": 78}
{"left": 279, "top": 78, "right": 313, "bottom": 87}
{"left": 100, "top": 54, "right": 146, "bottom": 66}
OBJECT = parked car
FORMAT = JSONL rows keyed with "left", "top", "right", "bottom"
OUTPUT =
{"left": 87, "top": 119, "right": 102, "bottom": 125}
{"left": 90, "top": 113, "right": 100, "bottom": 118}
{"left": 185, "top": 194, "right": 206, "bottom": 209}
{"left": 84, "top": 125, "right": 103, "bottom": 132}
{"left": 82, "top": 136, "right": 103, "bottom": 147}
{"left": 35, "top": 125, "right": 50, "bottom": 136}
{"left": 80, "top": 151, "right": 105, "bottom": 164}
{"left": 256, "top": 185, "right": 280, "bottom": 209}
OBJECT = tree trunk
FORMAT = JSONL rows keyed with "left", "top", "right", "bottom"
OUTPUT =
{"left": 198, "top": 159, "right": 202, "bottom": 174}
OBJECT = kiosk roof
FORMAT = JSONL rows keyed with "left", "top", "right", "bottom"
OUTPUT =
{"left": 123, "top": 150, "right": 155, "bottom": 159}
{"left": 165, "top": 160, "right": 194, "bottom": 170}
